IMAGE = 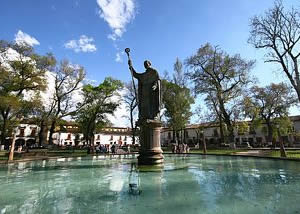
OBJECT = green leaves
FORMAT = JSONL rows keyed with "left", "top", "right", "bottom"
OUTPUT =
{"left": 0, "top": 41, "right": 51, "bottom": 143}
{"left": 186, "top": 44, "right": 255, "bottom": 142}
{"left": 75, "top": 77, "right": 123, "bottom": 143}
{"left": 244, "top": 83, "right": 296, "bottom": 138}
{"left": 162, "top": 79, "right": 194, "bottom": 131}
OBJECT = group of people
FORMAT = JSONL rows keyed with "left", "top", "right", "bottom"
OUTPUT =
{"left": 95, "top": 144, "right": 109, "bottom": 153}
{"left": 91, "top": 143, "right": 131, "bottom": 154}
{"left": 171, "top": 143, "right": 190, "bottom": 154}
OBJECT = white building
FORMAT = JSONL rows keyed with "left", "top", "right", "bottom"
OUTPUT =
{"left": 1, "top": 122, "right": 138, "bottom": 150}
{"left": 51, "top": 123, "right": 138, "bottom": 146}
{"left": 161, "top": 116, "right": 300, "bottom": 148}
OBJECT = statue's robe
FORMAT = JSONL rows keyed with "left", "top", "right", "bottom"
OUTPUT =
{"left": 132, "top": 67, "right": 160, "bottom": 120}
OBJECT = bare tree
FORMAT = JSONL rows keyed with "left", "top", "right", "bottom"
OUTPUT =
{"left": 249, "top": 0, "right": 300, "bottom": 102}
{"left": 123, "top": 82, "right": 138, "bottom": 144}
{"left": 47, "top": 60, "right": 86, "bottom": 145}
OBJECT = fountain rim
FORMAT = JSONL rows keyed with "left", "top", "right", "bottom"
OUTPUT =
{"left": 1, "top": 152, "right": 300, "bottom": 166}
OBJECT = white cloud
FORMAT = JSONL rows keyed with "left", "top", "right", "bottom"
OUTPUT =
{"left": 15, "top": 30, "right": 40, "bottom": 47}
{"left": 106, "top": 89, "right": 131, "bottom": 127}
{"left": 97, "top": 0, "right": 136, "bottom": 40}
{"left": 64, "top": 35, "right": 97, "bottom": 53}
{"left": 115, "top": 52, "right": 122, "bottom": 63}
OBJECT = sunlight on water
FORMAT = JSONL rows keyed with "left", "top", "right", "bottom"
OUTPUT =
{"left": 0, "top": 155, "right": 300, "bottom": 214}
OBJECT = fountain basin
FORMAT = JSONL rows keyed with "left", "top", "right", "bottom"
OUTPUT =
{"left": 0, "top": 154, "right": 300, "bottom": 213}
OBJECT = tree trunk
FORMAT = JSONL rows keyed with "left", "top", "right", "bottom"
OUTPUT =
{"left": 8, "top": 132, "right": 16, "bottom": 161}
{"left": 266, "top": 123, "right": 274, "bottom": 148}
{"left": 0, "top": 118, "right": 7, "bottom": 145}
{"left": 38, "top": 120, "right": 48, "bottom": 146}
{"left": 279, "top": 139, "right": 287, "bottom": 157}
{"left": 203, "top": 133, "right": 207, "bottom": 154}
{"left": 181, "top": 129, "right": 183, "bottom": 144}
{"left": 132, "top": 129, "right": 136, "bottom": 145}
{"left": 219, "top": 99, "right": 234, "bottom": 145}
{"left": 48, "top": 120, "right": 56, "bottom": 145}
{"left": 0, "top": 112, "right": 8, "bottom": 145}
{"left": 219, "top": 120, "right": 225, "bottom": 145}
{"left": 90, "top": 135, "right": 95, "bottom": 153}
{"left": 173, "top": 130, "right": 176, "bottom": 143}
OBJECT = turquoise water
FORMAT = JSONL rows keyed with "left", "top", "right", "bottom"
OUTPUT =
{"left": 0, "top": 155, "right": 300, "bottom": 214}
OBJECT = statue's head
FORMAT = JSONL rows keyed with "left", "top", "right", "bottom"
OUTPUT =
{"left": 144, "top": 60, "right": 151, "bottom": 69}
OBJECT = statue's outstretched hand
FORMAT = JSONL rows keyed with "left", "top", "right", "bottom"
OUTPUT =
{"left": 152, "top": 83, "right": 157, "bottom": 91}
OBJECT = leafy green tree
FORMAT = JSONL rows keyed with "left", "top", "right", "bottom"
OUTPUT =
{"left": 0, "top": 41, "right": 52, "bottom": 145}
{"left": 173, "top": 58, "right": 186, "bottom": 87}
{"left": 161, "top": 58, "right": 194, "bottom": 143}
{"left": 162, "top": 80, "right": 194, "bottom": 143}
{"left": 243, "top": 83, "right": 296, "bottom": 147}
{"left": 249, "top": 1, "right": 300, "bottom": 102}
{"left": 186, "top": 43, "right": 254, "bottom": 144}
{"left": 75, "top": 77, "right": 123, "bottom": 147}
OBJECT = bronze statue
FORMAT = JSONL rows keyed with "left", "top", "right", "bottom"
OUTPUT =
{"left": 125, "top": 48, "right": 164, "bottom": 165}
{"left": 126, "top": 51, "right": 161, "bottom": 121}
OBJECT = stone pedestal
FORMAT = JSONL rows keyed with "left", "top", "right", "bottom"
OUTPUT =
{"left": 137, "top": 119, "right": 164, "bottom": 165}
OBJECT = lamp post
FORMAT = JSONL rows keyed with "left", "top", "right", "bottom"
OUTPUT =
{"left": 276, "top": 124, "right": 287, "bottom": 158}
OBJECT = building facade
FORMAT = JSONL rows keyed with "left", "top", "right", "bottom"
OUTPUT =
{"left": 1, "top": 123, "right": 138, "bottom": 150}
{"left": 161, "top": 116, "right": 300, "bottom": 148}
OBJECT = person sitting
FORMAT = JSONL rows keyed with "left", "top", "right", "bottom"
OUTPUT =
{"left": 111, "top": 144, "right": 116, "bottom": 154}
{"left": 95, "top": 145, "right": 100, "bottom": 154}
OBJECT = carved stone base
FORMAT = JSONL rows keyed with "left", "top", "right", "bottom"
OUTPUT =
{"left": 137, "top": 119, "right": 164, "bottom": 165}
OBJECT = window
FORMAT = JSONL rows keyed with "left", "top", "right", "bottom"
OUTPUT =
{"left": 168, "top": 132, "right": 171, "bottom": 139}
{"left": 31, "top": 128, "right": 36, "bottom": 137}
{"left": 19, "top": 128, "right": 25, "bottom": 137}
{"left": 213, "top": 129, "right": 219, "bottom": 137}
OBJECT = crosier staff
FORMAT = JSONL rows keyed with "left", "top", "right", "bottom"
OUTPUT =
{"left": 125, "top": 48, "right": 138, "bottom": 101}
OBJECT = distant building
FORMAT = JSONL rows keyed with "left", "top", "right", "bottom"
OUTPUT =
{"left": 52, "top": 123, "right": 138, "bottom": 146}
{"left": 14, "top": 124, "right": 40, "bottom": 147}
{"left": 1, "top": 122, "right": 138, "bottom": 149}
{"left": 161, "top": 116, "right": 300, "bottom": 148}
{"left": 4, "top": 116, "right": 300, "bottom": 149}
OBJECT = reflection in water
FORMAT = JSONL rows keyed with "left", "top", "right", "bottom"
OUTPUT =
{"left": 0, "top": 155, "right": 300, "bottom": 213}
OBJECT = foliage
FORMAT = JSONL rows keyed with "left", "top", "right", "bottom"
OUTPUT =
{"left": 243, "top": 83, "right": 296, "bottom": 141}
{"left": 0, "top": 41, "right": 52, "bottom": 144}
{"left": 75, "top": 77, "right": 123, "bottom": 144}
{"left": 186, "top": 43, "right": 255, "bottom": 142}
{"left": 236, "top": 121, "right": 249, "bottom": 135}
{"left": 162, "top": 79, "right": 194, "bottom": 132}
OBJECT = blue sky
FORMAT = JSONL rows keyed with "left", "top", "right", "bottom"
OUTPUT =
{"left": 1, "top": 0, "right": 299, "bottom": 120}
